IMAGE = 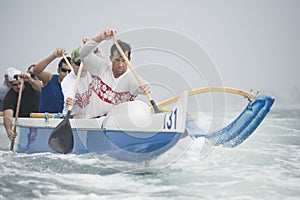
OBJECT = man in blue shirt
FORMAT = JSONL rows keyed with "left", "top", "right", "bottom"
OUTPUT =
{"left": 33, "top": 48, "right": 72, "bottom": 113}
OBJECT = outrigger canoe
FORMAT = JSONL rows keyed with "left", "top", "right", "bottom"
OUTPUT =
{"left": 0, "top": 88, "right": 275, "bottom": 162}
{"left": 0, "top": 92, "right": 188, "bottom": 162}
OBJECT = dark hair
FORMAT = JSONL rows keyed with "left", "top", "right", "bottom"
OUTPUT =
{"left": 110, "top": 40, "right": 131, "bottom": 59}
{"left": 27, "top": 64, "right": 36, "bottom": 71}
{"left": 27, "top": 64, "right": 37, "bottom": 78}
{"left": 58, "top": 56, "right": 71, "bottom": 69}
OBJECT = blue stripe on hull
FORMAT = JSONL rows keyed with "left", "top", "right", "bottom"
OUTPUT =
{"left": 87, "top": 130, "right": 182, "bottom": 162}
{"left": 16, "top": 127, "right": 182, "bottom": 162}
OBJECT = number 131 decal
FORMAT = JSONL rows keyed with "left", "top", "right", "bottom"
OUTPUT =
{"left": 164, "top": 108, "right": 177, "bottom": 130}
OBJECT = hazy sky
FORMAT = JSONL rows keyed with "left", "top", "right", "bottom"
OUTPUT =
{"left": 1, "top": 0, "right": 299, "bottom": 108}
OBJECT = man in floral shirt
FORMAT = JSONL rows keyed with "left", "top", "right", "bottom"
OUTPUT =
{"left": 62, "top": 29, "right": 150, "bottom": 118}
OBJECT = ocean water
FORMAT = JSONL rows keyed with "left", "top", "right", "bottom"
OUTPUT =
{"left": 0, "top": 109, "right": 299, "bottom": 200}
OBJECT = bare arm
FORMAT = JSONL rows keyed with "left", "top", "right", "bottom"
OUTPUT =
{"left": 3, "top": 109, "right": 15, "bottom": 141}
{"left": 28, "top": 78, "right": 42, "bottom": 92}
{"left": 19, "top": 72, "right": 42, "bottom": 92}
{"left": 33, "top": 48, "right": 66, "bottom": 86}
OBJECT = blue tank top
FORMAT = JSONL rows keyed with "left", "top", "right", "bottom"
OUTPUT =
{"left": 38, "top": 74, "right": 64, "bottom": 113}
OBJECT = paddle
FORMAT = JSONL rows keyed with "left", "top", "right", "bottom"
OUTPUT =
{"left": 62, "top": 54, "right": 74, "bottom": 71}
{"left": 110, "top": 35, "right": 163, "bottom": 113}
{"left": 10, "top": 78, "right": 24, "bottom": 151}
{"left": 48, "top": 62, "right": 83, "bottom": 154}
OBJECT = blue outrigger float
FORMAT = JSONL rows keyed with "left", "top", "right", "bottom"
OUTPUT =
{"left": 187, "top": 94, "right": 275, "bottom": 147}
{"left": 0, "top": 88, "right": 274, "bottom": 162}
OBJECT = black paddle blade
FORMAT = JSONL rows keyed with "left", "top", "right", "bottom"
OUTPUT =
{"left": 10, "top": 140, "right": 15, "bottom": 151}
{"left": 150, "top": 100, "right": 164, "bottom": 113}
{"left": 48, "top": 113, "right": 73, "bottom": 154}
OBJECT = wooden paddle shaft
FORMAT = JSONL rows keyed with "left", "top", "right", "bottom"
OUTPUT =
{"left": 68, "top": 62, "right": 83, "bottom": 111}
{"left": 62, "top": 54, "right": 74, "bottom": 71}
{"left": 10, "top": 79, "right": 24, "bottom": 151}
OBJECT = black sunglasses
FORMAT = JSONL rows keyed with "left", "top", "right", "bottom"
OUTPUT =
{"left": 60, "top": 68, "right": 72, "bottom": 73}
{"left": 74, "top": 60, "right": 81, "bottom": 66}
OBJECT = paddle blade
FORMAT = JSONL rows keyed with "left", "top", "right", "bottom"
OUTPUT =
{"left": 48, "top": 114, "right": 73, "bottom": 154}
{"left": 10, "top": 140, "right": 15, "bottom": 151}
{"left": 150, "top": 100, "right": 163, "bottom": 113}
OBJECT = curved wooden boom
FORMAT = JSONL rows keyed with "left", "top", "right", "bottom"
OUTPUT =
{"left": 3, "top": 87, "right": 258, "bottom": 118}
{"left": 157, "top": 87, "right": 258, "bottom": 108}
